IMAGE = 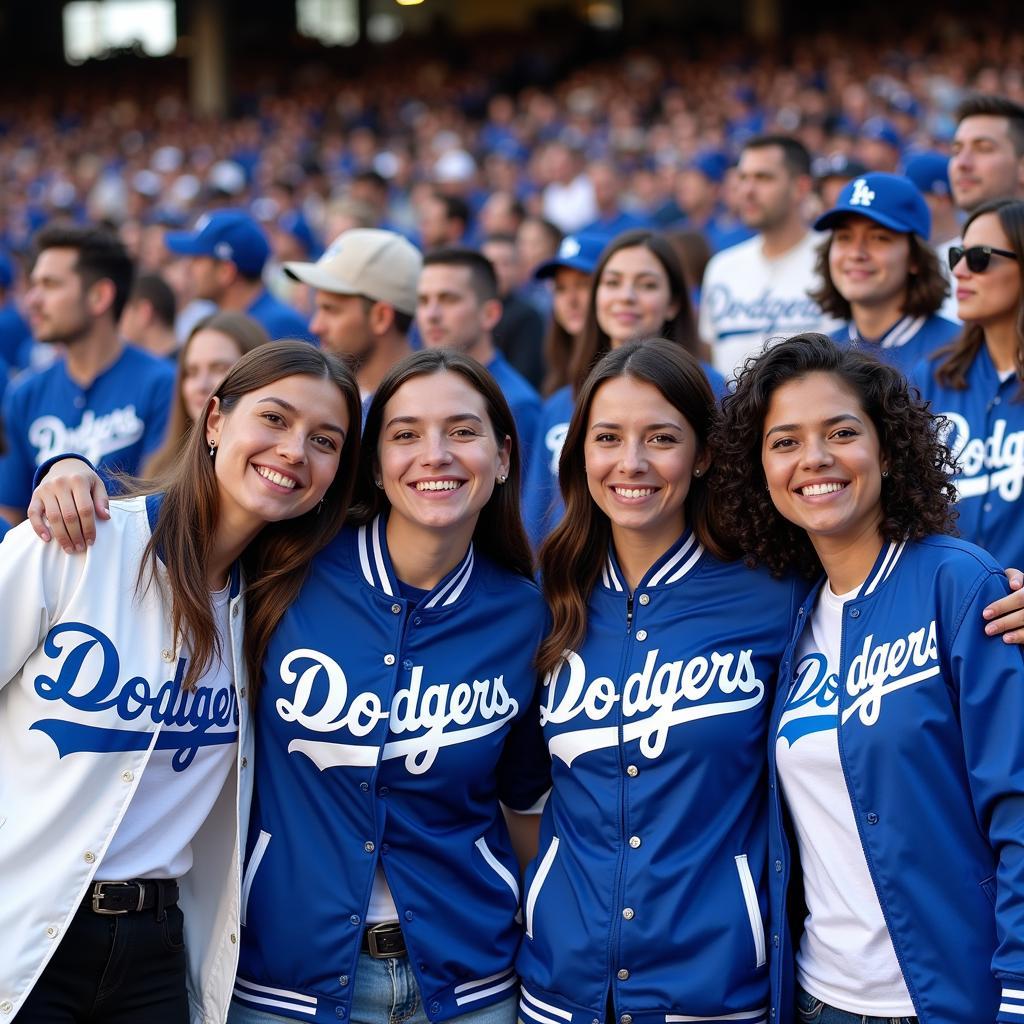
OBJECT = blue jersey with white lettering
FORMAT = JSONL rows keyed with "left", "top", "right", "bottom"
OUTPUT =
{"left": 234, "top": 514, "right": 549, "bottom": 1024}
{"left": 0, "top": 345, "right": 174, "bottom": 511}
{"left": 522, "top": 364, "right": 728, "bottom": 550}
{"left": 768, "top": 537, "right": 1024, "bottom": 1024}
{"left": 516, "top": 532, "right": 803, "bottom": 1024}
{"left": 830, "top": 314, "right": 960, "bottom": 376}
{"left": 911, "top": 347, "right": 1024, "bottom": 568}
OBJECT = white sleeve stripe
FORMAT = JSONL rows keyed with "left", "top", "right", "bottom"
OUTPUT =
{"left": 234, "top": 977, "right": 317, "bottom": 1005}
{"left": 519, "top": 1002, "right": 565, "bottom": 1024}
{"left": 665, "top": 1009, "right": 767, "bottom": 1022}
{"left": 1003, "top": 988, "right": 1024, "bottom": 999}
{"left": 454, "top": 967, "right": 516, "bottom": 994}
{"left": 455, "top": 975, "right": 518, "bottom": 1005}
{"left": 999, "top": 1004, "right": 1024, "bottom": 1016}
{"left": 520, "top": 985, "right": 573, "bottom": 1021}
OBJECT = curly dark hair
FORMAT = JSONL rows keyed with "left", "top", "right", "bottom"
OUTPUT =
{"left": 709, "top": 333, "right": 959, "bottom": 578}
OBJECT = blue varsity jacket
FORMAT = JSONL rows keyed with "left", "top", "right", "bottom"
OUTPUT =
{"left": 233, "top": 514, "right": 549, "bottom": 1024}
{"left": 912, "top": 347, "right": 1024, "bottom": 571}
{"left": 516, "top": 530, "right": 803, "bottom": 1024}
{"left": 767, "top": 537, "right": 1024, "bottom": 1024}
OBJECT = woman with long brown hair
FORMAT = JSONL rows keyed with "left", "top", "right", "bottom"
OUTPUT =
{"left": 0, "top": 342, "right": 361, "bottom": 1022}
{"left": 144, "top": 310, "right": 270, "bottom": 478}
{"left": 517, "top": 338, "right": 801, "bottom": 1024}
{"left": 913, "top": 197, "right": 1024, "bottom": 570}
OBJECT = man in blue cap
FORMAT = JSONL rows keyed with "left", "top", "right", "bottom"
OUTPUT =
{"left": 857, "top": 117, "right": 903, "bottom": 174}
{"left": 903, "top": 151, "right": 959, "bottom": 247}
{"left": 164, "top": 209, "right": 312, "bottom": 342}
{"left": 810, "top": 172, "right": 960, "bottom": 373}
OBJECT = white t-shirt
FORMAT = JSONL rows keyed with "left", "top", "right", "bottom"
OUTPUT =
{"left": 100, "top": 581, "right": 239, "bottom": 880}
{"left": 775, "top": 581, "right": 915, "bottom": 1017}
{"left": 542, "top": 176, "right": 598, "bottom": 233}
{"left": 699, "top": 231, "right": 837, "bottom": 379}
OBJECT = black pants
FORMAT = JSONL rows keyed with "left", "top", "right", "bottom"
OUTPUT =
{"left": 17, "top": 900, "right": 189, "bottom": 1023}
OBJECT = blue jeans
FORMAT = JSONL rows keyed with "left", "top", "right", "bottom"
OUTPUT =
{"left": 796, "top": 987, "right": 917, "bottom": 1024}
{"left": 228, "top": 953, "right": 519, "bottom": 1024}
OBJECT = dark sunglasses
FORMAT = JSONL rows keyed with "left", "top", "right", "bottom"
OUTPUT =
{"left": 948, "top": 245, "right": 1020, "bottom": 273}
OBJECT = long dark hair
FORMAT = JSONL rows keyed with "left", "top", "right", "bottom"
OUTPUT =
{"left": 538, "top": 339, "right": 731, "bottom": 676}
{"left": 137, "top": 342, "right": 362, "bottom": 694}
{"left": 712, "top": 333, "right": 958, "bottom": 579}
{"left": 932, "top": 198, "right": 1024, "bottom": 398}
{"left": 144, "top": 311, "right": 271, "bottom": 478}
{"left": 350, "top": 349, "right": 533, "bottom": 580}
{"left": 569, "top": 230, "right": 701, "bottom": 396}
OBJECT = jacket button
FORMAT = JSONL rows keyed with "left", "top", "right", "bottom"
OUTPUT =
{"left": 430, "top": 1002, "right": 441, "bottom": 1015}
{"left": 391, "top": 603, "right": 402, "bottom": 614}
{"left": 239, "top": 688, "right": 247, "bottom": 698}
{"left": 364, "top": 841, "right": 375, "bottom": 853}
{"left": 628, "top": 836, "right": 641, "bottom": 849}
{"left": 620, "top": 1016, "right": 632, "bottom": 1024}
{"left": 349, "top": 915, "right": 361, "bottom": 926}
{"left": 161, "top": 648, "right": 174, "bottom": 662}
{"left": 772, "top": 933, "right": 779, "bottom": 947}
{"left": 339, "top": 976, "right": 349, "bottom": 986}
{"left": 121, "top": 770, "right": 133, "bottom": 783}
{"left": 626, "top": 765, "right": 638, "bottom": 778}
{"left": 359, "top": 782, "right": 369, "bottom": 793}
{"left": 774, "top": 859, "right": 782, "bottom": 872}
{"left": 0, "top": 1001, "right": 11, "bottom": 1014}
{"left": 867, "top": 812, "right": 879, "bottom": 824}
{"left": 403, "top": 659, "right": 414, "bottom": 670}
{"left": 635, "top": 629, "right": 648, "bottom": 641}
{"left": 638, "top": 594, "right": 650, "bottom": 605}
{"left": 46, "top": 926, "right": 58, "bottom": 938}
{"left": 405, "top": 910, "right": 414, "bottom": 921}
{"left": 84, "top": 852, "right": 95, "bottom": 863}
{"left": 621, "top": 907, "right": 634, "bottom": 920}
{"left": 617, "top": 969, "right": 630, "bottom": 981}
{"left": 384, "top": 654, "right": 396, "bottom": 666}
{"left": 336, "top": 1009, "right": 346, "bottom": 1018}
{"left": 241, "top": 757, "right": 248, "bottom": 768}
{"left": 849, "top": 608, "right": 860, "bottom": 619}
{"left": 230, "top": 933, "right": 237, "bottom": 943}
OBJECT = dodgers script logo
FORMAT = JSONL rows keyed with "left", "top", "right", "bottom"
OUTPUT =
{"left": 842, "top": 621, "right": 939, "bottom": 726}
{"left": 704, "top": 283, "right": 826, "bottom": 339}
{"left": 777, "top": 653, "right": 838, "bottom": 747}
{"left": 31, "top": 623, "right": 239, "bottom": 770}
{"left": 940, "top": 412, "right": 1024, "bottom": 502}
{"left": 29, "top": 406, "right": 145, "bottom": 466}
{"left": 275, "top": 648, "right": 518, "bottom": 774}
{"left": 540, "top": 647, "right": 765, "bottom": 766}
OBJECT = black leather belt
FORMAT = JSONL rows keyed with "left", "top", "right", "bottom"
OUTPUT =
{"left": 361, "top": 921, "right": 406, "bottom": 958}
{"left": 87, "top": 879, "right": 179, "bottom": 916}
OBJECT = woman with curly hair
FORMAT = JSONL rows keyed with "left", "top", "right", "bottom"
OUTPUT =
{"left": 713, "top": 332, "right": 1024, "bottom": 1024}
{"left": 912, "top": 198, "right": 1024, "bottom": 570}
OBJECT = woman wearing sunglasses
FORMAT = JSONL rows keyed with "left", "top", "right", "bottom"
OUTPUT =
{"left": 912, "top": 198, "right": 1024, "bottom": 569}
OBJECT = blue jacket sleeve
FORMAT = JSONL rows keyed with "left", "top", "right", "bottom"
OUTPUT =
{"left": 950, "top": 570, "right": 1024, "bottom": 1018}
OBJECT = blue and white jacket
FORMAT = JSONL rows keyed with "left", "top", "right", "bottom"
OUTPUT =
{"left": 516, "top": 531, "right": 803, "bottom": 1024}
{"left": 234, "top": 514, "right": 549, "bottom": 1024}
{"left": 830, "top": 314, "right": 960, "bottom": 376}
{"left": 522, "top": 365, "right": 728, "bottom": 550}
{"left": 767, "top": 537, "right": 1024, "bottom": 1024}
{"left": 912, "top": 347, "right": 1024, "bottom": 570}
{"left": 0, "top": 496, "right": 252, "bottom": 1023}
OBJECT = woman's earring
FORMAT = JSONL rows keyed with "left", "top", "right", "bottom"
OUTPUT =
{"left": 882, "top": 469, "right": 890, "bottom": 479}
{"left": 208, "top": 440, "right": 216, "bottom": 458}
{"left": 374, "top": 478, "right": 384, "bottom": 489}
{"left": 693, "top": 468, "right": 702, "bottom": 477}
{"left": 497, "top": 474, "right": 507, "bottom": 485}
{"left": 317, "top": 498, "right": 325, "bottom": 514}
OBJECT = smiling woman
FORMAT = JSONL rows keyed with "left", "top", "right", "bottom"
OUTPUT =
{"left": 0, "top": 342, "right": 361, "bottom": 1022}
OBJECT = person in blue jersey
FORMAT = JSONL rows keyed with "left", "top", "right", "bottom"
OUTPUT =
{"left": 913, "top": 198, "right": 1024, "bottom": 571}
{"left": 522, "top": 233, "right": 605, "bottom": 549}
{"left": 809, "top": 172, "right": 960, "bottom": 374}
{"left": 417, "top": 248, "right": 541, "bottom": 474}
{"left": 0, "top": 224, "right": 176, "bottom": 527}
{"left": 0, "top": 342, "right": 361, "bottom": 1024}
{"left": 518, "top": 339, "right": 802, "bottom": 1024}
{"left": 524, "top": 229, "right": 726, "bottom": 549}
{"left": 715, "top": 333, "right": 1024, "bottom": 1024}
{"left": 227, "top": 349, "right": 548, "bottom": 1024}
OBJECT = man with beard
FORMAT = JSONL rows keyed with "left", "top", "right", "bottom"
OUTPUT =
{"left": 0, "top": 225, "right": 174, "bottom": 526}
{"left": 284, "top": 228, "right": 421, "bottom": 411}
{"left": 699, "top": 135, "right": 836, "bottom": 378}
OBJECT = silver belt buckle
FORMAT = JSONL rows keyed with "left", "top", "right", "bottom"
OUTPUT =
{"left": 366, "top": 922, "right": 403, "bottom": 959}
{"left": 91, "top": 881, "right": 143, "bottom": 915}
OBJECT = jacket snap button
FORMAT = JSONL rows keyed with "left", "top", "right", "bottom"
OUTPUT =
{"left": 617, "top": 969, "right": 630, "bottom": 980}
{"left": 161, "top": 649, "right": 174, "bottom": 662}
{"left": 628, "top": 836, "right": 641, "bottom": 849}
{"left": 635, "top": 629, "right": 648, "bottom": 641}
{"left": 364, "top": 841, "right": 375, "bottom": 853}
{"left": 626, "top": 765, "right": 638, "bottom": 777}
{"left": 850, "top": 608, "right": 860, "bottom": 618}
{"left": 46, "top": 926, "right": 58, "bottom": 938}
{"left": 349, "top": 915, "right": 360, "bottom": 926}
{"left": 403, "top": 659, "right": 414, "bottom": 670}
{"left": 232, "top": 605, "right": 240, "bottom": 618}
{"left": 405, "top": 910, "right": 414, "bottom": 921}
{"left": 84, "top": 852, "right": 95, "bottom": 863}
{"left": 230, "top": 933, "right": 237, "bottom": 943}
{"left": 121, "top": 770, "right": 133, "bottom": 782}
{"left": 339, "top": 976, "right": 349, "bottom": 986}
{"left": 241, "top": 757, "right": 248, "bottom": 768}
{"left": 621, "top": 907, "right": 635, "bottom": 920}
{"left": 0, "top": 1001, "right": 11, "bottom": 1013}
{"left": 638, "top": 594, "right": 650, "bottom": 605}
{"left": 336, "top": 1009, "right": 346, "bottom": 1018}
{"left": 621, "top": 1016, "right": 633, "bottom": 1024}
{"left": 774, "top": 859, "right": 782, "bottom": 872}
{"left": 359, "top": 782, "right": 369, "bottom": 792}
{"left": 867, "top": 812, "right": 879, "bottom": 824}
{"left": 391, "top": 603, "right": 401, "bottom": 614}
{"left": 430, "top": 1002, "right": 441, "bottom": 1015}
{"left": 384, "top": 654, "right": 396, "bottom": 666}
{"left": 772, "top": 933, "right": 780, "bottom": 947}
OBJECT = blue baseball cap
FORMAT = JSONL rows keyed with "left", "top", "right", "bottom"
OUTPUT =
{"left": 902, "top": 151, "right": 951, "bottom": 198}
{"left": 859, "top": 116, "right": 903, "bottom": 151}
{"left": 684, "top": 150, "right": 730, "bottom": 185}
{"left": 534, "top": 233, "right": 607, "bottom": 279}
{"left": 164, "top": 209, "right": 270, "bottom": 276}
{"left": 814, "top": 172, "right": 931, "bottom": 238}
